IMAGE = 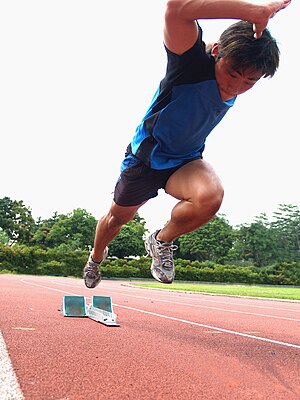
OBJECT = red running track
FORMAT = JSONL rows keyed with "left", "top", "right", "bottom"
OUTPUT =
{"left": 1, "top": 274, "right": 300, "bottom": 400}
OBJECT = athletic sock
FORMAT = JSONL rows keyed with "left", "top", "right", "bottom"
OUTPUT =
{"left": 91, "top": 256, "right": 101, "bottom": 264}
{"left": 155, "top": 230, "right": 171, "bottom": 244}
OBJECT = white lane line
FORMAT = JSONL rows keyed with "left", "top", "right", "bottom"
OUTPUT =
{"left": 21, "top": 278, "right": 300, "bottom": 350}
{"left": 0, "top": 331, "right": 24, "bottom": 400}
{"left": 100, "top": 289, "right": 300, "bottom": 322}
{"left": 120, "top": 284, "right": 300, "bottom": 311}
{"left": 50, "top": 279, "right": 300, "bottom": 313}
{"left": 21, "top": 279, "right": 93, "bottom": 297}
{"left": 115, "top": 304, "right": 300, "bottom": 349}
{"left": 46, "top": 280, "right": 300, "bottom": 322}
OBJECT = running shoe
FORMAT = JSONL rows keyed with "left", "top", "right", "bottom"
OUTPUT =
{"left": 145, "top": 230, "right": 177, "bottom": 284}
{"left": 83, "top": 247, "right": 108, "bottom": 289}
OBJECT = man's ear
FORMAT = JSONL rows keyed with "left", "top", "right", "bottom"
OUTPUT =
{"left": 210, "top": 42, "right": 220, "bottom": 59}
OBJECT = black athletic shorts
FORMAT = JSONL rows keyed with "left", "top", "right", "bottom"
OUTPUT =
{"left": 113, "top": 157, "right": 201, "bottom": 207}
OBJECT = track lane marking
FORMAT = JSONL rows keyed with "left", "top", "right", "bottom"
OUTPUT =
{"left": 50, "top": 279, "right": 300, "bottom": 313}
{"left": 12, "top": 327, "right": 36, "bottom": 331}
{"left": 0, "top": 330, "right": 24, "bottom": 400}
{"left": 115, "top": 304, "right": 300, "bottom": 349}
{"left": 45, "top": 280, "right": 300, "bottom": 322}
{"left": 21, "top": 278, "right": 300, "bottom": 350}
{"left": 101, "top": 289, "right": 300, "bottom": 322}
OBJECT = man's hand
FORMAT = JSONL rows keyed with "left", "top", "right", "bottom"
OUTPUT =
{"left": 253, "top": 0, "right": 292, "bottom": 38}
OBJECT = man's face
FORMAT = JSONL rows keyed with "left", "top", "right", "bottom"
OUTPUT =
{"left": 214, "top": 57, "right": 263, "bottom": 101}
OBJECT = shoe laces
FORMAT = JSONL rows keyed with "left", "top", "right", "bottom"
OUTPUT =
{"left": 86, "top": 262, "right": 99, "bottom": 276}
{"left": 156, "top": 242, "right": 178, "bottom": 270}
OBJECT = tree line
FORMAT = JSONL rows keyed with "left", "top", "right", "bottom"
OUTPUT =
{"left": 0, "top": 196, "right": 299, "bottom": 267}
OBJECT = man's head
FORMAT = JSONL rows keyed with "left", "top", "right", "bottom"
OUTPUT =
{"left": 210, "top": 21, "right": 280, "bottom": 100}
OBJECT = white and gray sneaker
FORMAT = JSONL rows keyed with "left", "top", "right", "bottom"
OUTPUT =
{"left": 83, "top": 247, "right": 108, "bottom": 289}
{"left": 145, "top": 230, "right": 178, "bottom": 284}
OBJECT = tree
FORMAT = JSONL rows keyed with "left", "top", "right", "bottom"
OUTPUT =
{"left": 34, "top": 209, "right": 97, "bottom": 250}
{"left": 0, "top": 197, "right": 36, "bottom": 245}
{"left": 33, "top": 212, "right": 66, "bottom": 248}
{"left": 271, "top": 204, "right": 300, "bottom": 262}
{"left": 178, "top": 214, "right": 233, "bottom": 263}
{"left": 109, "top": 213, "right": 148, "bottom": 258}
{"left": 233, "top": 213, "right": 275, "bottom": 267}
{"left": 0, "top": 229, "right": 10, "bottom": 245}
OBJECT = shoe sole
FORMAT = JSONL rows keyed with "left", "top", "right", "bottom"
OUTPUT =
{"left": 151, "top": 265, "right": 174, "bottom": 284}
{"left": 83, "top": 265, "right": 101, "bottom": 289}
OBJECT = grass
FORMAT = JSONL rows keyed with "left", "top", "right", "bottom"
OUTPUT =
{"left": 133, "top": 282, "right": 300, "bottom": 301}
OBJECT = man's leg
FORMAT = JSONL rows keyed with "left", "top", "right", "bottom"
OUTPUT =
{"left": 92, "top": 200, "right": 146, "bottom": 262}
{"left": 157, "top": 159, "right": 224, "bottom": 242}
{"left": 84, "top": 200, "right": 145, "bottom": 288}
{"left": 144, "top": 159, "right": 224, "bottom": 284}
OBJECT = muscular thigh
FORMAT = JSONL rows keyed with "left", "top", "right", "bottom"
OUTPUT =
{"left": 109, "top": 200, "right": 146, "bottom": 226}
{"left": 165, "top": 159, "right": 224, "bottom": 201}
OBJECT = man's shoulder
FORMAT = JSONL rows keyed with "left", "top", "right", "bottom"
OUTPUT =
{"left": 165, "top": 23, "right": 206, "bottom": 59}
{"left": 164, "top": 34, "right": 215, "bottom": 86}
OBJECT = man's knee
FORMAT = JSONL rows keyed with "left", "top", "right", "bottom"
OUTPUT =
{"left": 108, "top": 201, "right": 141, "bottom": 227}
{"left": 194, "top": 183, "right": 224, "bottom": 216}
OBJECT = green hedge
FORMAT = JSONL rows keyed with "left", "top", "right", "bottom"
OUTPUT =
{"left": 0, "top": 245, "right": 299, "bottom": 285}
{"left": 0, "top": 245, "right": 88, "bottom": 277}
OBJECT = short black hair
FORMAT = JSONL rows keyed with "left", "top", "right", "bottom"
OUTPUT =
{"left": 218, "top": 21, "right": 280, "bottom": 77}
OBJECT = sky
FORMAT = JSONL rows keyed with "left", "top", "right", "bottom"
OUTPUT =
{"left": 0, "top": 0, "right": 298, "bottom": 234}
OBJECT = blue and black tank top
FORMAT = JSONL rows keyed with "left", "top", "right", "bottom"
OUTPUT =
{"left": 122, "top": 24, "right": 236, "bottom": 171}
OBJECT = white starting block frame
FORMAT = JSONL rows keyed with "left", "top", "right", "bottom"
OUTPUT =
{"left": 61, "top": 295, "right": 120, "bottom": 327}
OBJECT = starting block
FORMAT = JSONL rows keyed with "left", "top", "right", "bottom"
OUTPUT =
{"left": 87, "top": 295, "right": 120, "bottom": 327}
{"left": 61, "top": 295, "right": 120, "bottom": 327}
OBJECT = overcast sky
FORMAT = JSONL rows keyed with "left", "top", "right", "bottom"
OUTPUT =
{"left": 0, "top": 0, "right": 298, "bottom": 233}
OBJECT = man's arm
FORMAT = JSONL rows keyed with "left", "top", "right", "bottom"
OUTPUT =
{"left": 164, "top": 0, "right": 291, "bottom": 55}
